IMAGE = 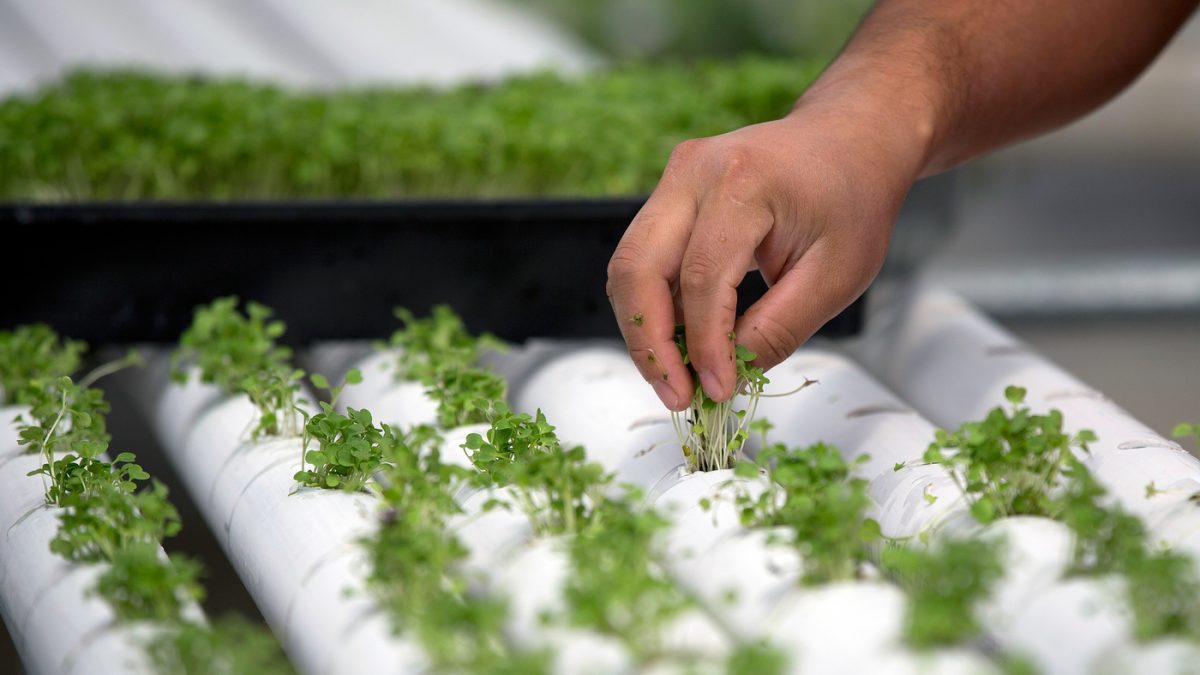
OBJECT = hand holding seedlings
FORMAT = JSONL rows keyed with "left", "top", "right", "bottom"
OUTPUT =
{"left": 608, "top": 0, "right": 1195, "bottom": 411}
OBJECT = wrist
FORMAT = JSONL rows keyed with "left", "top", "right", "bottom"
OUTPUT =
{"left": 792, "top": 51, "right": 952, "bottom": 180}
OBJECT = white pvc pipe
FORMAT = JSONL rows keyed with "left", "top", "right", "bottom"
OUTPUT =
{"left": 0, "top": 408, "right": 155, "bottom": 675}
{"left": 850, "top": 288, "right": 1200, "bottom": 553}
{"left": 140, "top": 376, "right": 426, "bottom": 675}
{"left": 336, "top": 351, "right": 438, "bottom": 429}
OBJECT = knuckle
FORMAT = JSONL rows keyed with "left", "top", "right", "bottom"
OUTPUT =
{"left": 679, "top": 253, "right": 724, "bottom": 293}
{"left": 606, "top": 246, "right": 643, "bottom": 282}
{"left": 668, "top": 138, "right": 705, "bottom": 165}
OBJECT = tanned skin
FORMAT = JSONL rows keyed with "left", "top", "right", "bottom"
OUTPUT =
{"left": 607, "top": 0, "right": 1199, "bottom": 410}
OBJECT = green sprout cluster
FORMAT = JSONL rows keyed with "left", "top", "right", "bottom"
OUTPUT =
{"left": 0, "top": 324, "right": 86, "bottom": 405}
{"left": 882, "top": 538, "right": 1006, "bottom": 648}
{"left": 0, "top": 57, "right": 822, "bottom": 201}
{"left": 910, "top": 384, "right": 1200, "bottom": 646}
{"left": 736, "top": 441, "right": 881, "bottom": 584}
{"left": 387, "top": 305, "right": 507, "bottom": 429}
{"left": 171, "top": 297, "right": 305, "bottom": 439}
{"left": 465, "top": 406, "right": 608, "bottom": 536}
{"left": 673, "top": 326, "right": 771, "bottom": 472}
{"left": 922, "top": 385, "right": 1097, "bottom": 523}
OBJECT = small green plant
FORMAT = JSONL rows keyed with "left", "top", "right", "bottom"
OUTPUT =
{"left": 724, "top": 642, "right": 788, "bottom": 675}
{"left": 564, "top": 493, "right": 693, "bottom": 664}
{"left": 882, "top": 537, "right": 1006, "bottom": 648}
{"left": 736, "top": 442, "right": 880, "bottom": 584}
{"left": 294, "top": 404, "right": 391, "bottom": 492}
{"left": 94, "top": 543, "right": 204, "bottom": 623}
{"left": 150, "top": 614, "right": 296, "bottom": 675}
{"left": 172, "top": 297, "right": 304, "bottom": 438}
{"left": 1055, "top": 465, "right": 1200, "bottom": 641}
{"left": 672, "top": 326, "right": 772, "bottom": 472}
{"left": 386, "top": 306, "right": 507, "bottom": 428}
{"left": 922, "top": 385, "right": 1097, "bottom": 524}
{"left": 1174, "top": 422, "right": 1199, "bottom": 451}
{"left": 465, "top": 405, "right": 609, "bottom": 536}
{"left": 0, "top": 324, "right": 86, "bottom": 405}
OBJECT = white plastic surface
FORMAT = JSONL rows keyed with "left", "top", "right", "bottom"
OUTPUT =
{"left": 338, "top": 351, "right": 439, "bottom": 429}
{"left": 768, "top": 581, "right": 906, "bottom": 674}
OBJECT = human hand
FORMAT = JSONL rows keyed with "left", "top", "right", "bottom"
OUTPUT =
{"left": 606, "top": 98, "right": 927, "bottom": 410}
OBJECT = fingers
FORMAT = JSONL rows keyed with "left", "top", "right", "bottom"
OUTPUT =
{"left": 679, "top": 188, "right": 774, "bottom": 402}
{"left": 734, "top": 239, "right": 876, "bottom": 372}
{"left": 607, "top": 188, "right": 695, "bottom": 411}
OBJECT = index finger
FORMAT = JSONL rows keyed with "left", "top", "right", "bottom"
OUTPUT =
{"left": 606, "top": 189, "right": 696, "bottom": 411}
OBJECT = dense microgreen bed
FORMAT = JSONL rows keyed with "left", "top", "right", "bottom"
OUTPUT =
{"left": 0, "top": 57, "right": 821, "bottom": 200}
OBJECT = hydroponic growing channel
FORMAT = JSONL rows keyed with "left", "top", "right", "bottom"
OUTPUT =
{"left": 3, "top": 287, "right": 1200, "bottom": 675}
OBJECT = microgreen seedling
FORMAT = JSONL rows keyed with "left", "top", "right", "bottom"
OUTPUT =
{"left": 672, "top": 326, "right": 770, "bottom": 472}
{"left": 736, "top": 442, "right": 880, "bottom": 584}
{"left": 294, "top": 404, "right": 391, "bottom": 492}
{"left": 465, "top": 405, "right": 608, "bottom": 536}
{"left": 0, "top": 323, "right": 86, "bottom": 406}
{"left": 882, "top": 537, "right": 1005, "bottom": 648}
{"left": 172, "top": 297, "right": 304, "bottom": 438}
{"left": 922, "top": 385, "right": 1096, "bottom": 523}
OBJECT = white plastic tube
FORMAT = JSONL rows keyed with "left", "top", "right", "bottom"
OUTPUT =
{"left": 0, "top": 408, "right": 156, "bottom": 675}
{"left": 336, "top": 351, "right": 439, "bottom": 429}
{"left": 139, "top": 376, "right": 426, "bottom": 675}
{"left": 850, "top": 288, "right": 1200, "bottom": 555}
{"left": 513, "top": 347, "right": 688, "bottom": 489}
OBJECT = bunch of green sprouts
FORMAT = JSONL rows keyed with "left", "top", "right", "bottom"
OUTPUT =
{"left": 172, "top": 297, "right": 305, "bottom": 439}
{"left": 0, "top": 323, "right": 86, "bottom": 405}
{"left": 387, "top": 305, "right": 507, "bottom": 428}
{"left": 672, "top": 326, "right": 772, "bottom": 472}
{"left": 919, "top": 385, "right": 1097, "bottom": 523}
{"left": 465, "top": 405, "right": 609, "bottom": 536}
{"left": 733, "top": 440, "right": 881, "bottom": 584}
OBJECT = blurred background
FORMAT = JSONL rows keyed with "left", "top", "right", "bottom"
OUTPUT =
{"left": 1, "top": 0, "right": 1197, "bottom": 668}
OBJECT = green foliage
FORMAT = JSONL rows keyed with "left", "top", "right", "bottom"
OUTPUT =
{"left": 882, "top": 538, "right": 1006, "bottom": 649}
{"left": 1174, "top": 422, "right": 1200, "bottom": 451}
{"left": 171, "top": 297, "right": 304, "bottom": 438}
{"left": 294, "top": 404, "right": 391, "bottom": 492}
{"left": 17, "top": 375, "right": 112, "bottom": 474}
{"left": 922, "top": 385, "right": 1096, "bottom": 523}
{"left": 564, "top": 494, "right": 692, "bottom": 663}
{"left": 465, "top": 406, "right": 609, "bottom": 536}
{"left": 672, "top": 326, "right": 772, "bottom": 472}
{"left": 387, "top": 306, "right": 506, "bottom": 428}
{"left": 724, "top": 641, "right": 788, "bottom": 675}
{"left": 1055, "top": 466, "right": 1200, "bottom": 641}
{"left": 94, "top": 544, "right": 204, "bottom": 623}
{"left": 51, "top": 480, "right": 181, "bottom": 563}
{"left": 737, "top": 442, "right": 879, "bottom": 584}
{"left": 0, "top": 58, "right": 822, "bottom": 201}
{"left": 0, "top": 324, "right": 85, "bottom": 405}
{"left": 366, "top": 441, "right": 547, "bottom": 673}
{"left": 150, "top": 614, "right": 295, "bottom": 675}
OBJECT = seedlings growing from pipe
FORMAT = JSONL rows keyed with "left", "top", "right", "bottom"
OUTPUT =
{"left": 735, "top": 441, "right": 881, "bottom": 584}
{"left": 672, "top": 326, "right": 770, "bottom": 472}
{"left": 171, "top": 297, "right": 305, "bottom": 439}
{"left": 921, "top": 385, "right": 1097, "bottom": 523}
{"left": 465, "top": 405, "right": 609, "bottom": 536}
{"left": 882, "top": 537, "right": 1005, "bottom": 649}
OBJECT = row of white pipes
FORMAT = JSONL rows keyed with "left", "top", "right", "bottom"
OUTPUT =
{"left": 5, "top": 288, "right": 1199, "bottom": 674}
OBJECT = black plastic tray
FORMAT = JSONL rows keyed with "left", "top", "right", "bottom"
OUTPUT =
{"left": 1, "top": 198, "right": 870, "bottom": 344}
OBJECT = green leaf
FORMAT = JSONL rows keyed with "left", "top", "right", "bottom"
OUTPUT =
{"left": 1004, "top": 385, "right": 1027, "bottom": 405}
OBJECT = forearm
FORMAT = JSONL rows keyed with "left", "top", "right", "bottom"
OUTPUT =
{"left": 798, "top": 0, "right": 1197, "bottom": 177}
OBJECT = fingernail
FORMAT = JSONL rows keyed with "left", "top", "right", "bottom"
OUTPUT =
{"left": 653, "top": 380, "right": 678, "bottom": 409}
{"left": 699, "top": 370, "right": 724, "bottom": 401}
